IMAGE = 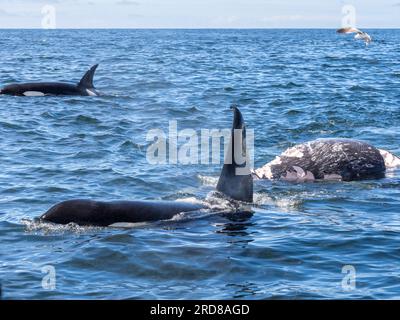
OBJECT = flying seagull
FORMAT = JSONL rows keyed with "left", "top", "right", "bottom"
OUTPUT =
{"left": 337, "top": 27, "right": 372, "bottom": 45}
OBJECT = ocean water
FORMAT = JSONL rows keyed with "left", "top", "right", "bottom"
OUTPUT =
{"left": 0, "top": 29, "right": 399, "bottom": 299}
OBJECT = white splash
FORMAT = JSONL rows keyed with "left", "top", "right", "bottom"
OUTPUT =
{"left": 198, "top": 174, "right": 218, "bottom": 187}
{"left": 174, "top": 197, "right": 205, "bottom": 206}
{"left": 253, "top": 193, "right": 303, "bottom": 211}
{"left": 21, "top": 218, "right": 102, "bottom": 234}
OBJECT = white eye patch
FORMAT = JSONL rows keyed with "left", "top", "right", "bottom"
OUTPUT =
{"left": 86, "top": 89, "right": 98, "bottom": 96}
{"left": 23, "top": 91, "right": 45, "bottom": 96}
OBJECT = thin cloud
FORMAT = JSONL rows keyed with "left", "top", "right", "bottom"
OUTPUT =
{"left": 262, "top": 15, "right": 305, "bottom": 22}
{"left": 0, "top": 0, "right": 63, "bottom": 3}
{"left": 116, "top": 0, "right": 140, "bottom": 5}
{"left": 0, "top": 8, "right": 28, "bottom": 17}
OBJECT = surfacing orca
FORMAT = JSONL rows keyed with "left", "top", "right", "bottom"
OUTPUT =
{"left": 253, "top": 138, "right": 400, "bottom": 182}
{"left": 0, "top": 64, "right": 100, "bottom": 96}
{"left": 39, "top": 106, "right": 253, "bottom": 226}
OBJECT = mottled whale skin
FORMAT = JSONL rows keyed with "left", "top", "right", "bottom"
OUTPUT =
{"left": 253, "top": 139, "right": 400, "bottom": 182}
{"left": 0, "top": 64, "right": 99, "bottom": 96}
{"left": 40, "top": 107, "right": 253, "bottom": 226}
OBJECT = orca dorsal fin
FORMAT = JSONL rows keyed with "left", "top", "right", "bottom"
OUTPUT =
{"left": 216, "top": 106, "right": 253, "bottom": 202}
{"left": 78, "top": 64, "right": 98, "bottom": 89}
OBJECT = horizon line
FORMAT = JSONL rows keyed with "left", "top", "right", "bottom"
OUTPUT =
{"left": 0, "top": 27, "right": 399, "bottom": 30}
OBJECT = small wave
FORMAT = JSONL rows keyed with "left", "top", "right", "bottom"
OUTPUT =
{"left": 188, "top": 106, "right": 200, "bottom": 112}
{"left": 136, "top": 80, "right": 174, "bottom": 90}
{"left": 41, "top": 186, "right": 71, "bottom": 193}
{"left": 119, "top": 140, "right": 144, "bottom": 151}
{"left": 0, "top": 121, "right": 24, "bottom": 130}
{"left": 270, "top": 99, "right": 290, "bottom": 106}
{"left": 74, "top": 115, "right": 101, "bottom": 124}
{"left": 324, "top": 54, "right": 341, "bottom": 60}
{"left": 71, "top": 150, "right": 107, "bottom": 159}
{"left": 349, "top": 85, "right": 375, "bottom": 92}
{"left": 285, "top": 109, "right": 304, "bottom": 115}
{"left": 271, "top": 82, "right": 303, "bottom": 89}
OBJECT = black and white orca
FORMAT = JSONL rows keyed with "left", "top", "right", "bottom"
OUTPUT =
{"left": 39, "top": 106, "right": 253, "bottom": 227}
{"left": 0, "top": 64, "right": 99, "bottom": 96}
{"left": 253, "top": 138, "right": 400, "bottom": 182}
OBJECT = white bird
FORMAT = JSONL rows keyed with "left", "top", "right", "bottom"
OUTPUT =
{"left": 337, "top": 27, "right": 372, "bottom": 45}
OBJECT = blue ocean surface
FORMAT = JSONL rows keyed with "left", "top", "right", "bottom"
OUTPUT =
{"left": 0, "top": 29, "right": 399, "bottom": 299}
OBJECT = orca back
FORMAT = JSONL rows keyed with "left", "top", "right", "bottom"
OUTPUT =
{"left": 0, "top": 64, "right": 99, "bottom": 96}
{"left": 41, "top": 200, "right": 205, "bottom": 226}
{"left": 0, "top": 82, "right": 80, "bottom": 96}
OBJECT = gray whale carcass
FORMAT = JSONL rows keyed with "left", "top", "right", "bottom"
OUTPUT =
{"left": 253, "top": 139, "right": 400, "bottom": 182}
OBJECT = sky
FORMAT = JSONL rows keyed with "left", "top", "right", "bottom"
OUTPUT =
{"left": 0, "top": 0, "right": 399, "bottom": 28}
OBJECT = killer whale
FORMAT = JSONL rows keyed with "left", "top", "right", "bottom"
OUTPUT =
{"left": 40, "top": 106, "right": 253, "bottom": 226}
{"left": 253, "top": 138, "right": 400, "bottom": 182}
{"left": 0, "top": 64, "right": 99, "bottom": 96}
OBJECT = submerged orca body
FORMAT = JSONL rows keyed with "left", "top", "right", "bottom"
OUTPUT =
{"left": 0, "top": 64, "right": 99, "bottom": 96}
{"left": 40, "top": 107, "right": 253, "bottom": 226}
{"left": 253, "top": 138, "right": 400, "bottom": 182}
{"left": 41, "top": 200, "right": 205, "bottom": 227}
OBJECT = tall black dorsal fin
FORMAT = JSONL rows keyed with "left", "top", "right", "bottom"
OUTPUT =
{"left": 78, "top": 64, "right": 98, "bottom": 89}
{"left": 216, "top": 106, "right": 253, "bottom": 202}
